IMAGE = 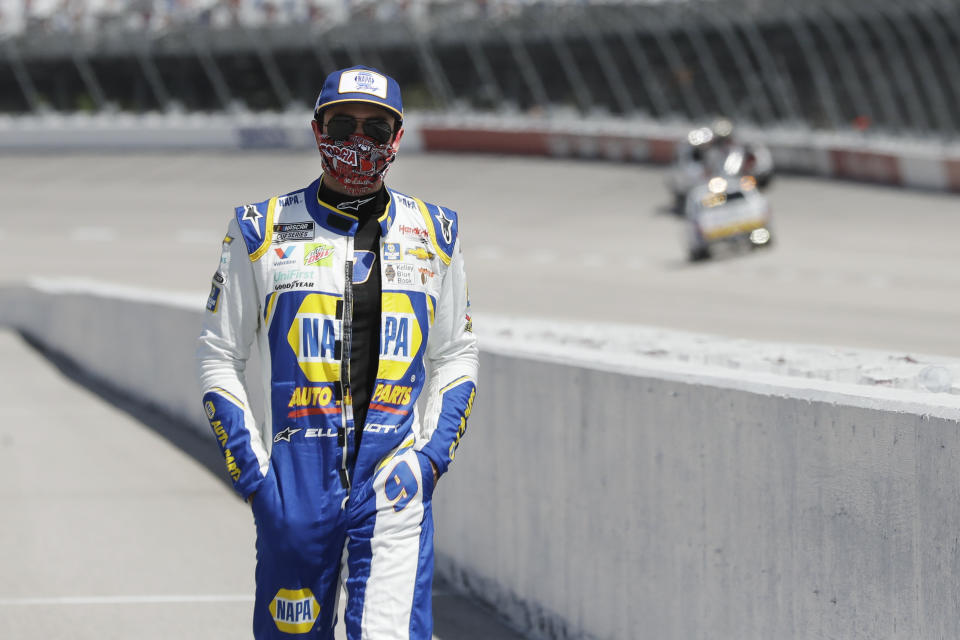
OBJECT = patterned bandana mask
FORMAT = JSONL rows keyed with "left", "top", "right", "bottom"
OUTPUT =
{"left": 318, "top": 133, "right": 399, "bottom": 196}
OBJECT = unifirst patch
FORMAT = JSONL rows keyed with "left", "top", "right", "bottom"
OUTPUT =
{"left": 338, "top": 69, "right": 388, "bottom": 98}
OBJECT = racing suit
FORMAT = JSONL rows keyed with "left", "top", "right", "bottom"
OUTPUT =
{"left": 196, "top": 176, "right": 479, "bottom": 639}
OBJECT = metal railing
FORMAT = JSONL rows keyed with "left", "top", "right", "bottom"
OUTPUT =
{"left": 1, "top": 0, "right": 958, "bottom": 138}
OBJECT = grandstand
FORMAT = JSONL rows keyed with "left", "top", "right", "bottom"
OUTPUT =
{"left": 0, "top": 0, "right": 959, "bottom": 137}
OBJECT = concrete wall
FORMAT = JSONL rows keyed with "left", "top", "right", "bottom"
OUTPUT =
{"left": 3, "top": 280, "right": 959, "bottom": 640}
{"left": 2, "top": 112, "right": 959, "bottom": 192}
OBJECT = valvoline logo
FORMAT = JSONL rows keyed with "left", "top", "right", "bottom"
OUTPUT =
{"left": 286, "top": 293, "right": 341, "bottom": 382}
{"left": 269, "top": 588, "right": 319, "bottom": 634}
{"left": 274, "top": 247, "right": 295, "bottom": 259}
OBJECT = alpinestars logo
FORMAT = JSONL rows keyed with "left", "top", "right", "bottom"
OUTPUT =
{"left": 435, "top": 207, "right": 453, "bottom": 243}
{"left": 242, "top": 204, "right": 263, "bottom": 238}
{"left": 337, "top": 196, "right": 375, "bottom": 211}
{"left": 274, "top": 427, "right": 302, "bottom": 443}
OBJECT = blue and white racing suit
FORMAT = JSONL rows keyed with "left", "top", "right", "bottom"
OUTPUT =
{"left": 196, "top": 176, "right": 478, "bottom": 639}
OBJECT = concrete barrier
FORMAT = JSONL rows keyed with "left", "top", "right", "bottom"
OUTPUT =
{"left": 2, "top": 111, "right": 959, "bottom": 193}
{"left": 416, "top": 113, "right": 960, "bottom": 194}
{"left": 3, "top": 280, "right": 959, "bottom": 639}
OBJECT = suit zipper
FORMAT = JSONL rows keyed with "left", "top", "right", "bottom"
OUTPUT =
{"left": 338, "top": 236, "right": 354, "bottom": 493}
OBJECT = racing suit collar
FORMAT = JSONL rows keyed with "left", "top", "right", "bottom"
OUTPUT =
{"left": 305, "top": 176, "right": 396, "bottom": 237}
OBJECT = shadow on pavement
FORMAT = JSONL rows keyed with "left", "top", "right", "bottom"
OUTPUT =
{"left": 18, "top": 332, "right": 531, "bottom": 640}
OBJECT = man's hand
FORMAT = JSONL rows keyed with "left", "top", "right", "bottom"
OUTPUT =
{"left": 430, "top": 460, "right": 438, "bottom": 483}
{"left": 246, "top": 491, "right": 256, "bottom": 504}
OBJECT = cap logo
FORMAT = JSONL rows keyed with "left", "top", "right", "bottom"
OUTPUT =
{"left": 338, "top": 70, "right": 388, "bottom": 99}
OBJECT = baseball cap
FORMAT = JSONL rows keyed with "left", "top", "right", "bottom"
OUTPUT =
{"left": 314, "top": 66, "right": 403, "bottom": 122}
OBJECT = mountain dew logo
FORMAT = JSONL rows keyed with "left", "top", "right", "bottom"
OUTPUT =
{"left": 269, "top": 588, "right": 319, "bottom": 633}
{"left": 304, "top": 243, "right": 334, "bottom": 267}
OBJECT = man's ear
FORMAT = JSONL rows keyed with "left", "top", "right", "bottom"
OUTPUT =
{"left": 311, "top": 119, "right": 323, "bottom": 150}
{"left": 391, "top": 126, "right": 405, "bottom": 152}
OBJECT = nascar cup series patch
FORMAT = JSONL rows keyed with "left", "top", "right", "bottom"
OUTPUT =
{"left": 269, "top": 588, "right": 319, "bottom": 634}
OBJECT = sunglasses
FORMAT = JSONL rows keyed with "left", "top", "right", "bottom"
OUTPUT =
{"left": 324, "top": 115, "right": 394, "bottom": 145}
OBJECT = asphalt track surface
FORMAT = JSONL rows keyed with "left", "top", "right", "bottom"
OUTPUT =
{"left": 1, "top": 150, "right": 958, "bottom": 357}
{"left": 1, "top": 151, "right": 959, "bottom": 638}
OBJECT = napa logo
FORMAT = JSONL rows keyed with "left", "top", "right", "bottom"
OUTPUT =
{"left": 377, "top": 293, "right": 423, "bottom": 381}
{"left": 381, "top": 315, "right": 414, "bottom": 359}
{"left": 269, "top": 588, "right": 319, "bottom": 634}
{"left": 287, "top": 293, "right": 341, "bottom": 382}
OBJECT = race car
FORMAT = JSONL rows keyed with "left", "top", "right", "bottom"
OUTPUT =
{"left": 683, "top": 174, "right": 772, "bottom": 261}
{"left": 667, "top": 120, "right": 775, "bottom": 214}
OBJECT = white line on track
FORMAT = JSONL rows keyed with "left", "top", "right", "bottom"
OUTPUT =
{"left": 0, "top": 594, "right": 255, "bottom": 606}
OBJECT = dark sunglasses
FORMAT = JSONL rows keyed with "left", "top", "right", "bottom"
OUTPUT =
{"left": 324, "top": 115, "right": 394, "bottom": 145}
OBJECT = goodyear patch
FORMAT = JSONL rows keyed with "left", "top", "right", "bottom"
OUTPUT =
{"left": 269, "top": 588, "right": 319, "bottom": 634}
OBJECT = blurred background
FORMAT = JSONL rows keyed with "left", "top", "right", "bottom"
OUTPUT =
{"left": 1, "top": 0, "right": 959, "bottom": 357}
{"left": 0, "top": 0, "right": 958, "bottom": 137}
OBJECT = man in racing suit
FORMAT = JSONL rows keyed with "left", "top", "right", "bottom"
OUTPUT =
{"left": 196, "top": 65, "right": 478, "bottom": 639}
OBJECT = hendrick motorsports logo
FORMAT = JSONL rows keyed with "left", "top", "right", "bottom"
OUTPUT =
{"left": 269, "top": 588, "right": 319, "bottom": 634}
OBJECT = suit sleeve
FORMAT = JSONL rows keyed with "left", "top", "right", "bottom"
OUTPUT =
{"left": 195, "top": 216, "right": 270, "bottom": 499}
{"left": 418, "top": 236, "right": 479, "bottom": 476}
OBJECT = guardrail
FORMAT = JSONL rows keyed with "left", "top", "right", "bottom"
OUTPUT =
{"left": 2, "top": 279, "right": 959, "bottom": 639}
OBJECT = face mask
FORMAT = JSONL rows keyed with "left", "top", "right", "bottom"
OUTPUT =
{"left": 318, "top": 132, "right": 400, "bottom": 195}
